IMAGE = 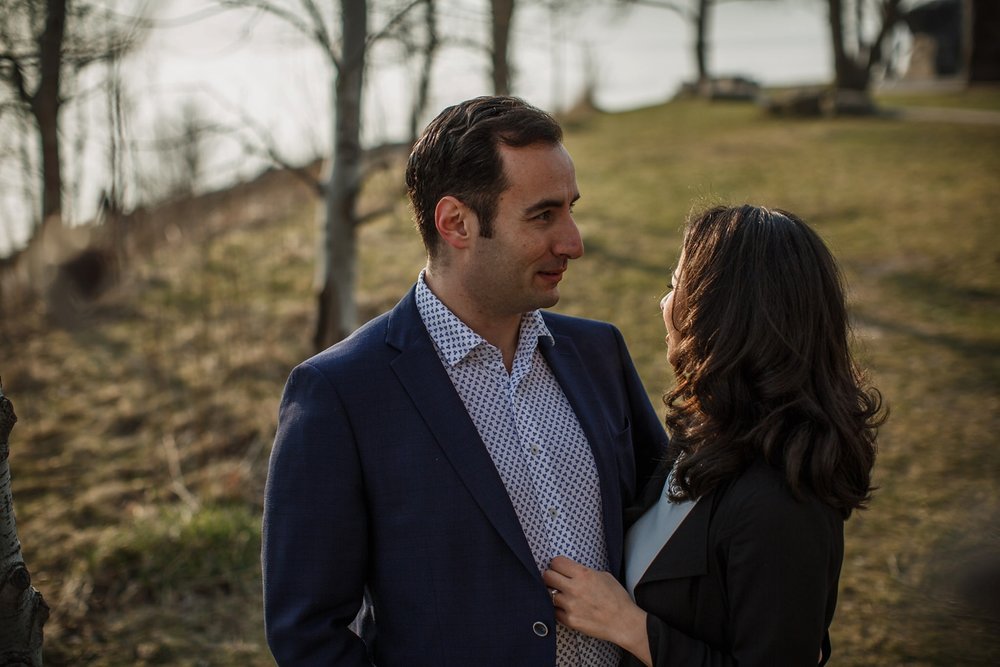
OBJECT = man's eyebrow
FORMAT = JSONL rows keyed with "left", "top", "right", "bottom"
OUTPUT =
{"left": 523, "top": 193, "right": 581, "bottom": 216}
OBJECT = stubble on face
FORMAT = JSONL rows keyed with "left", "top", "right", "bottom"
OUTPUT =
{"left": 463, "top": 142, "right": 582, "bottom": 321}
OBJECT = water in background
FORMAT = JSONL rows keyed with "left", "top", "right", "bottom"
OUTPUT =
{"left": 0, "top": 0, "right": 831, "bottom": 256}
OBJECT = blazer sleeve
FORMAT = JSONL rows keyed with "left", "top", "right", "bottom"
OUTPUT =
{"left": 643, "top": 477, "right": 841, "bottom": 667}
{"left": 262, "top": 362, "right": 373, "bottom": 666}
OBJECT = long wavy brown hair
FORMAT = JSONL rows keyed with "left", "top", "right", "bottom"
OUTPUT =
{"left": 663, "top": 205, "right": 885, "bottom": 518}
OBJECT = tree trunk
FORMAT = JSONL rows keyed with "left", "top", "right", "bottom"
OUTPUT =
{"left": 865, "top": 0, "right": 904, "bottom": 75}
{"left": 829, "top": 0, "right": 904, "bottom": 94}
{"left": 828, "top": 0, "right": 869, "bottom": 91}
{"left": 694, "top": 0, "right": 711, "bottom": 87}
{"left": 969, "top": 0, "right": 1000, "bottom": 82}
{"left": 409, "top": 0, "right": 438, "bottom": 144}
{"left": 313, "top": 0, "right": 367, "bottom": 352}
{"left": 31, "top": 0, "right": 67, "bottom": 228}
{"left": 490, "top": 0, "right": 515, "bottom": 96}
{"left": 0, "top": 387, "right": 49, "bottom": 666}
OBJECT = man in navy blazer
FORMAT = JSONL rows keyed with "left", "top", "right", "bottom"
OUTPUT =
{"left": 262, "top": 96, "right": 667, "bottom": 666}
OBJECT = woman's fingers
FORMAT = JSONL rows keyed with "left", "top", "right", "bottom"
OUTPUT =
{"left": 542, "top": 567, "right": 570, "bottom": 592}
{"left": 543, "top": 557, "right": 650, "bottom": 657}
{"left": 548, "top": 555, "right": 588, "bottom": 576}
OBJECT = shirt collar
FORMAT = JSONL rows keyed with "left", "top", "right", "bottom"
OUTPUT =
{"left": 415, "top": 270, "right": 554, "bottom": 367}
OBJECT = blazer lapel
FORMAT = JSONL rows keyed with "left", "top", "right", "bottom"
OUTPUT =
{"left": 385, "top": 289, "right": 540, "bottom": 580}
{"left": 539, "top": 332, "right": 625, "bottom": 576}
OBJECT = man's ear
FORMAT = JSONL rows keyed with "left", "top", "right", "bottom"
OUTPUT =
{"left": 434, "top": 196, "right": 476, "bottom": 250}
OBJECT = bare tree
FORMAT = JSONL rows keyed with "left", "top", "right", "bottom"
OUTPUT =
{"left": 1, "top": 0, "right": 68, "bottom": 236}
{"left": 538, "top": 0, "right": 599, "bottom": 113}
{"left": 396, "top": 0, "right": 438, "bottom": 143}
{"left": 0, "top": 0, "right": 142, "bottom": 240}
{"left": 145, "top": 100, "right": 210, "bottom": 202}
{"left": 619, "top": 0, "right": 714, "bottom": 89}
{"left": 828, "top": 0, "right": 904, "bottom": 93}
{"left": 218, "top": 0, "right": 427, "bottom": 349}
{"left": 0, "top": 384, "right": 49, "bottom": 666}
{"left": 317, "top": 0, "right": 367, "bottom": 350}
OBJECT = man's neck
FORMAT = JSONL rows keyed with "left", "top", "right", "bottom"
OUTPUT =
{"left": 423, "top": 267, "right": 521, "bottom": 372}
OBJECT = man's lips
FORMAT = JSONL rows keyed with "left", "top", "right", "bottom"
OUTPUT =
{"left": 537, "top": 267, "right": 566, "bottom": 281}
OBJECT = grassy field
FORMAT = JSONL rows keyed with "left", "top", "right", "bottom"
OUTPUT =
{"left": 1, "top": 88, "right": 998, "bottom": 665}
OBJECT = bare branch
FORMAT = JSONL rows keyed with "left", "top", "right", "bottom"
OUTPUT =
{"left": 230, "top": 130, "right": 325, "bottom": 196}
{"left": 0, "top": 53, "right": 31, "bottom": 104}
{"left": 63, "top": 36, "right": 133, "bottom": 72}
{"left": 218, "top": 0, "right": 340, "bottom": 68}
{"left": 440, "top": 36, "right": 490, "bottom": 55}
{"left": 74, "top": 2, "right": 228, "bottom": 30}
{"left": 356, "top": 140, "right": 410, "bottom": 225}
{"left": 619, "top": 0, "right": 695, "bottom": 21}
{"left": 296, "top": 0, "right": 338, "bottom": 65}
{"left": 356, "top": 201, "right": 398, "bottom": 225}
{"left": 368, "top": 0, "right": 424, "bottom": 45}
{"left": 234, "top": 114, "right": 323, "bottom": 193}
{"left": 865, "top": 0, "right": 904, "bottom": 72}
{"left": 0, "top": 99, "right": 25, "bottom": 118}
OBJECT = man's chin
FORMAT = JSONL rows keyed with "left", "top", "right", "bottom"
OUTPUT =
{"left": 534, "top": 287, "right": 560, "bottom": 310}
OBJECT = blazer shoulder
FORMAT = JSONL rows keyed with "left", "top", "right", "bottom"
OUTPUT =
{"left": 541, "top": 310, "right": 621, "bottom": 339}
{"left": 541, "top": 309, "right": 616, "bottom": 331}
{"left": 297, "top": 310, "right": 393, "bottom": 375}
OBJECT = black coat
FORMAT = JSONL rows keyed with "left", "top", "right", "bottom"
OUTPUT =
{"left": 623, "top": 459, "right": 844, "bottom": 666}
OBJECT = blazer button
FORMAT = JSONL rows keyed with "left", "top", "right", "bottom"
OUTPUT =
{"left": 532, "top": 621, "right": 549, "bottom": 637}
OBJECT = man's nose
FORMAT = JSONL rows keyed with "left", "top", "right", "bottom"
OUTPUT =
{"left": 555, "top": 214, "right": 584, "bottom": 259}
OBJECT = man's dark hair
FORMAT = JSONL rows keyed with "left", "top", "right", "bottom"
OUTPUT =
{"left": 663, "top": 205, "right": 885, "bottom": 518}
{"left": 405, "top": 96, "right": 563, "bottom": 256}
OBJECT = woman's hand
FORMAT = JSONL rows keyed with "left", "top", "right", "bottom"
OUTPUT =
{"left": 543, "top": 556, "right": 652, "bottom": 666}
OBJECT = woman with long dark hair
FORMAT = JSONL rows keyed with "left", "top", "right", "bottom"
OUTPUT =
{"left": 543, "top": 204, "right": 885, "bottom": 666}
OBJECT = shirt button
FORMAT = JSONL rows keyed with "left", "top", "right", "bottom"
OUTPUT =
{"left": 532, "top": 621, "right": 549, "bottom": 637}
{"left": 548, "top": 507, "right": 558, "bottom": 518}
{"left": 530, "top": 444, "right": 540, "bottom": 456}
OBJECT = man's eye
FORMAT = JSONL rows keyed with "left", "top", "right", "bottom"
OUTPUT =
{"left": 534, "top": 210, "right": 552, "bottom": 221}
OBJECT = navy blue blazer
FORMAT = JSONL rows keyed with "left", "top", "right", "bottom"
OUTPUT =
{"left": 262, "top": 286, "right": 668, "bottom": 666}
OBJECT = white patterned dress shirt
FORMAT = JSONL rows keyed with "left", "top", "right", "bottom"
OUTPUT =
{"left": 416, "top": 272, "right": 620, "bottom": 667}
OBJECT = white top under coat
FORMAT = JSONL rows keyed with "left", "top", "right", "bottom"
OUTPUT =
{"left": 624, "top": 470, "right": 700, "bottom": 598}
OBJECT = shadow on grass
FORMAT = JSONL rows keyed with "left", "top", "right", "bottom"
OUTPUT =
{"left": 885, "top": 271, "right": 999, "bottom": 313}
{"left": 890, "top": 507, "right": 1000, "bottom": 665}
{"left": 581, "top": 234, "right": 672, "bottom": 277}
{"left": 852, "top": 309, "right": 1000, "bottom": 394}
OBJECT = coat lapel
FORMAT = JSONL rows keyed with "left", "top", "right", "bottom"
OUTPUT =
{"left": 539, "top": 332, "right": 625, "bottom": 576}
{"left": 385, "top": 289, "right": 540, "bottom": 580}
{"left": 636, "top": 488, "right": 713, "bottom": 586}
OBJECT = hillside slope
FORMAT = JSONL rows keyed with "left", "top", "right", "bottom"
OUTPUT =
{"left": 1, "top": 93, "right": 999, "bottom": 665}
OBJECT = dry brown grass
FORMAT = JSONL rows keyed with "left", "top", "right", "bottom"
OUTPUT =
{"left": 1, "top": 88, "right": 998, "bottom": 664}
